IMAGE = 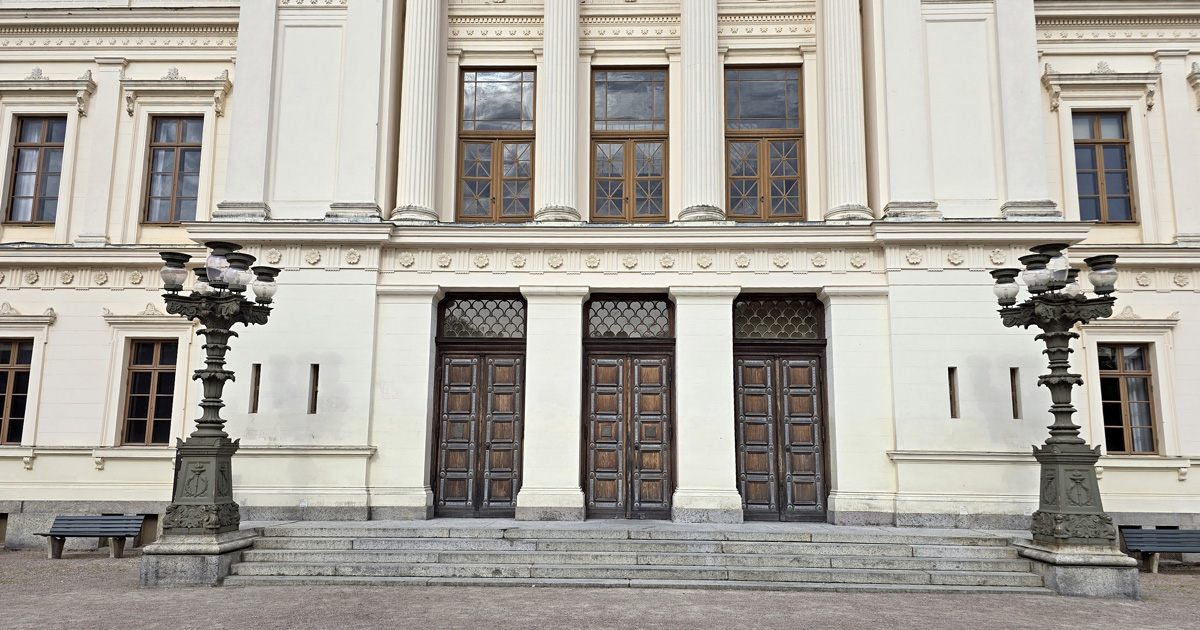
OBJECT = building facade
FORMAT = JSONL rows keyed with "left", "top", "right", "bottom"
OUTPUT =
{"left": 1, "top": 0, "right": 1199, "bottom": 546}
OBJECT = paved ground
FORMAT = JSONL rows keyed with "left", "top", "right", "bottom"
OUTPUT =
{"left": 2, "top": 548, "right": 1198, "bottom": 630}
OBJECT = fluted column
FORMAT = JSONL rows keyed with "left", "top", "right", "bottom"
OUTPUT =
{"left": 534, "top": 0, "right": 581, "bottom": 221}
{"left": 995, "top": 0, "right": 1058, "bottom": 219}
{"left": 678, "top": 0, "right": 725, "bottom": 221}
{"left": 391, "top": 0, "right": 444, "bottom": 222}
{"left": 821, "top": 0, "right": 872, "bottom": 221}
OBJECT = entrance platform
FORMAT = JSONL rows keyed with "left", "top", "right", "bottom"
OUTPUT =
{"left": 223, "top": 519, "right": 1053, "bottom": 594}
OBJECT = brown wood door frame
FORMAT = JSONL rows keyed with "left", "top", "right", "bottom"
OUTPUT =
{"left": 432, "top": 340, "right": 526, "bottom": 518}
{"left": 734, "top": 340, "right": 829, "bottom": 522}
{"left": 582, "top": 339, "right": 675, "bottom": 520}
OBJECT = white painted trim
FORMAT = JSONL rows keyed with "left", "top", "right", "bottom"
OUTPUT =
{"left": 0, "top": 305, "right": 57, "bottom": 448}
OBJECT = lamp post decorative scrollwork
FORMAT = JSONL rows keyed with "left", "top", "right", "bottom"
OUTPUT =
{"left": 157, "top": 241, "right": 280, "bottom": 536}
{"left": 991, "top": 244, "right": 1120, "bottom": 547}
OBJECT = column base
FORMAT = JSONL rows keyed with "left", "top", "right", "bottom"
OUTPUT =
{"left": 213, "top": 201, "right": 271, "bottom": 221}
{"left": 139, "top": 529, "right": 258, "bottom": 587}
{"left": 1175, "top": 232, "right": 1200, "bottom": 247}
{"left": 678, "top": 204, "right": 725, "bottom": 222}
{"left": 534, "top": 205, "right": 582, "bottom": 222}
{"left": 1002, "top": 200, "right": 1061, "bottom": 220}
{"left": 670, "top": 490, "right": 743, "bottom": 524}
{"left": 73, "top": 233, "right": 110, "bottom": 246}
{"left": 823, "top": 203, "right": 874, "bottom": 221}
{"left": 390, "top": 204, "right": 439, "bottom": 222}
{"left": 883, "top": 201, "right": 941, "bottom": 221}
{"left": 327, "top": 202, "right": 382, "bottom": 222}
{"left": 515, "top": 488, "right": 585, "bottom": 521}
{"left": 1014, "top": 539, "right": 1140, "bottom": 599}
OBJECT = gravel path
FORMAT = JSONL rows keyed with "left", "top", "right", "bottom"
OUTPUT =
{"left": 2, "top": 549, "right": 1198, "bottom": 630}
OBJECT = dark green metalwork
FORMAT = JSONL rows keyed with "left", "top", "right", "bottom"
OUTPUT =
{"left": 994, "top": 246, "right": 1118, "bottom": 547}
{"left": 158, "top": 244, "right": 280, "bottom": 536}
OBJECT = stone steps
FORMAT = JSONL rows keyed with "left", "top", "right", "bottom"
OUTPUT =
{"left": 226, "top": 521, "right": 1048, "bottom": 593}
{"left": 240, "top": 548, "right": 1032, "bottom": 572}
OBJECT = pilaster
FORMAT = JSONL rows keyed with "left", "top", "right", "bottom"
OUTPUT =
{"left": 1156, "top": 51, "right": 1200, "bottom": 246}
{"left": 213, "top": 1, "right": 278, "bottom": 221}
{"left": 821, "top": 0, "right": 873, "bottom": 221}
{"left": 534, "top": 0, "right": 581, "bottom": 221}
{"left": 678, "top": 0, "right": 725, "bottom": 222}
{"left": 328, "top": 0, "right": 388, "bottom": 222}
{"left": 995, "top": 0, "right": 1059, "bottom": 219}
{"left": 669, "top": 287, "right": 742, "bottom": 523}
{"left": 819, "top": 286, "right": 897, "bottom": 524}
{"left": 72, "top": 57, "right": 125, "bottom": 245}
{"left": 366, "top": 286, "right": 441, "bottom": 519}
{"left": 392, "top": 0, "right": 445, "bottom": 222}
{"left": 877, "top": 0, "right": 939, "bottom": 221}
{"left": 515, "top": 286, "right": 589, "bottom": 520}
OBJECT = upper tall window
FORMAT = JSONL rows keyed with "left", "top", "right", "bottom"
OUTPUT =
{"left": 1098, "top": 344, "right": 1156, "bottom": 454}
{"left": 725, "top": 69, "right": 804, "bottom": 221}
{"left": 1072, "top": 112, "right": 1133, "bottom": 223}
{"left": 0, "top": 339, "right": 33, "bottom": 445}
{"left": 146, "top": 117, "right": 203, "bottom": 223}
{"left": 592, "top": 70, "right": 668, "bottom": 223}
{"left": 457, "top": 70, "right": 535, "bottom": 222}
{"left": 8, "top": 117, "right": 66, "bottom": 223}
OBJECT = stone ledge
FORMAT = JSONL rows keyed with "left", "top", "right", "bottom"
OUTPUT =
{"left": 1014, "top": 539, "right": 1140, "bottom": 599}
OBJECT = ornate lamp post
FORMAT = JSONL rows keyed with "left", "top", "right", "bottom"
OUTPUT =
{"left": 156, "top": 241, "right": 281, "bottom": 536}
{"left": 991, "top": 244, "right": 1138, "bottom": 598}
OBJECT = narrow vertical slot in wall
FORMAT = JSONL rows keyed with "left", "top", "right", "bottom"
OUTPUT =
{"left": 948, "top": 367, "right": 959, "bottom": 418}
{"left": 249, "top": 363, "right": 261, "bottom": 414}
{"left": 0, "top": 513, "right": 7, "bottom": 547}
{"left": 1010, "top": 367, "right": 1021, "bottom": 419}
{"left": 308, "top": 364, "right": 319, "bottom": 414}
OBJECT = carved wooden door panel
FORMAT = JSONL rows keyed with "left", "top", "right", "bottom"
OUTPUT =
{"left": 585, "top": 352, "right": 673, "bottom": 519}
{"left": 734, "top": 353, "right": 826, "bottom": 521}
{"left": 434, "top": 352, "right": 524, "bottom": 517}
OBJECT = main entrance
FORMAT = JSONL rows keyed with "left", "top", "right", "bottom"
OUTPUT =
{"left": 583, "top": 297, "right": 674, "bottom": 519}
{"left": 432, "top": 296, "right": 526, "bottom": 517}
{"left": 733, "top": 297, "right": 828, "bottom": 521}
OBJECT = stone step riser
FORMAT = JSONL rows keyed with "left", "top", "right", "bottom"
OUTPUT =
{"left": 222, "top": 575, "right": 1053, "bottom": 595}
{"left": 261, "top": 528, "right": 1006, "bottom": 547}
{"left": 229, "top": 562, "right": 1042, "bottom": 587}
{"left": 240, "top": 550, "right": 1031, "bottom": 573}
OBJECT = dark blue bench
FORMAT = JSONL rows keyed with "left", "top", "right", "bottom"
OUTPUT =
{"left": 1122, "top": 529, "right": 1200, "bottom": 573}
{"left": 35, "top": 515, "right": 146, "bottom": 559}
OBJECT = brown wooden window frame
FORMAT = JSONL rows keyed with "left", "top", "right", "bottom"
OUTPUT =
{"left": 1072, "top": 111, "right": 1135, "bottom": 224}
{"left": 590, "top": 68, "right": 669, "bottom": 224}
{"left": 121, "top": 339, "right": 179, "bottom": 446}
{"left": 144, "top": 116, "right": 204, "bottom": 224}
{"left": 0, "top": 339, "right": 34, "bottom": 445}
{"left": 724, "top": 67, "right": 806, "bottom": 222}
{"left": 1098, "top": 343, "right": 1157, "bottom": 455}
{"left": 456, "top": 69, "right": 536, "bottom": 222}
{"left": 7, "top": 116, "right": 67, "bottom": 224}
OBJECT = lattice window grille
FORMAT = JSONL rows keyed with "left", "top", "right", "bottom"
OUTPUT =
{"left": 587, "top": 299, "right": 672, "bottom": 339}
{"left": 441, "top": 298, "right": 526, "bottom": 338}
{"left": 734, "top": 298, "right": 823, "bottom": 340}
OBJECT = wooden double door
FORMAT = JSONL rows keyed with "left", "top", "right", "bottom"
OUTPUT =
{"left": 734, "top": 351, "right": 827, "bottom": 521}
{"left": 433, "top": 351, "right": 524, "bottom": 517}
{"left": 584, "top": 351, "right": 673, "bottom": 519}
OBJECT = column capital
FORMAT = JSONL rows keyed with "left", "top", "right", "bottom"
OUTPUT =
{"left": 818, "top": 286, "right": 889, "bottom": 304}
{"left": 377, "top": 285, "right": 443, "bottom": 302}
{"left": 669, "top": 286, "right": 742, "bottom": 302}
{"left": 520, "top": 285, "right": 590, "bottom": 301}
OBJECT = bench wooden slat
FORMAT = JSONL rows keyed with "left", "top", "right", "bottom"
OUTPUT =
{"left": 37, "top": 515, "right": 146, "bottom": 538}
{"left": 1121, "top": 530, "right": 1200, "bottom": 552}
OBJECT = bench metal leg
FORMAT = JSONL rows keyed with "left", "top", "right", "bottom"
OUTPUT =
{"left": 1150, "top": 552, "right": 1160, "bottom": 574}
{"left": 109, "top": 537, "right": 126, "bottom": 559}
{"left": 47, "top": 536, "right": 65, "bottom": 559}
